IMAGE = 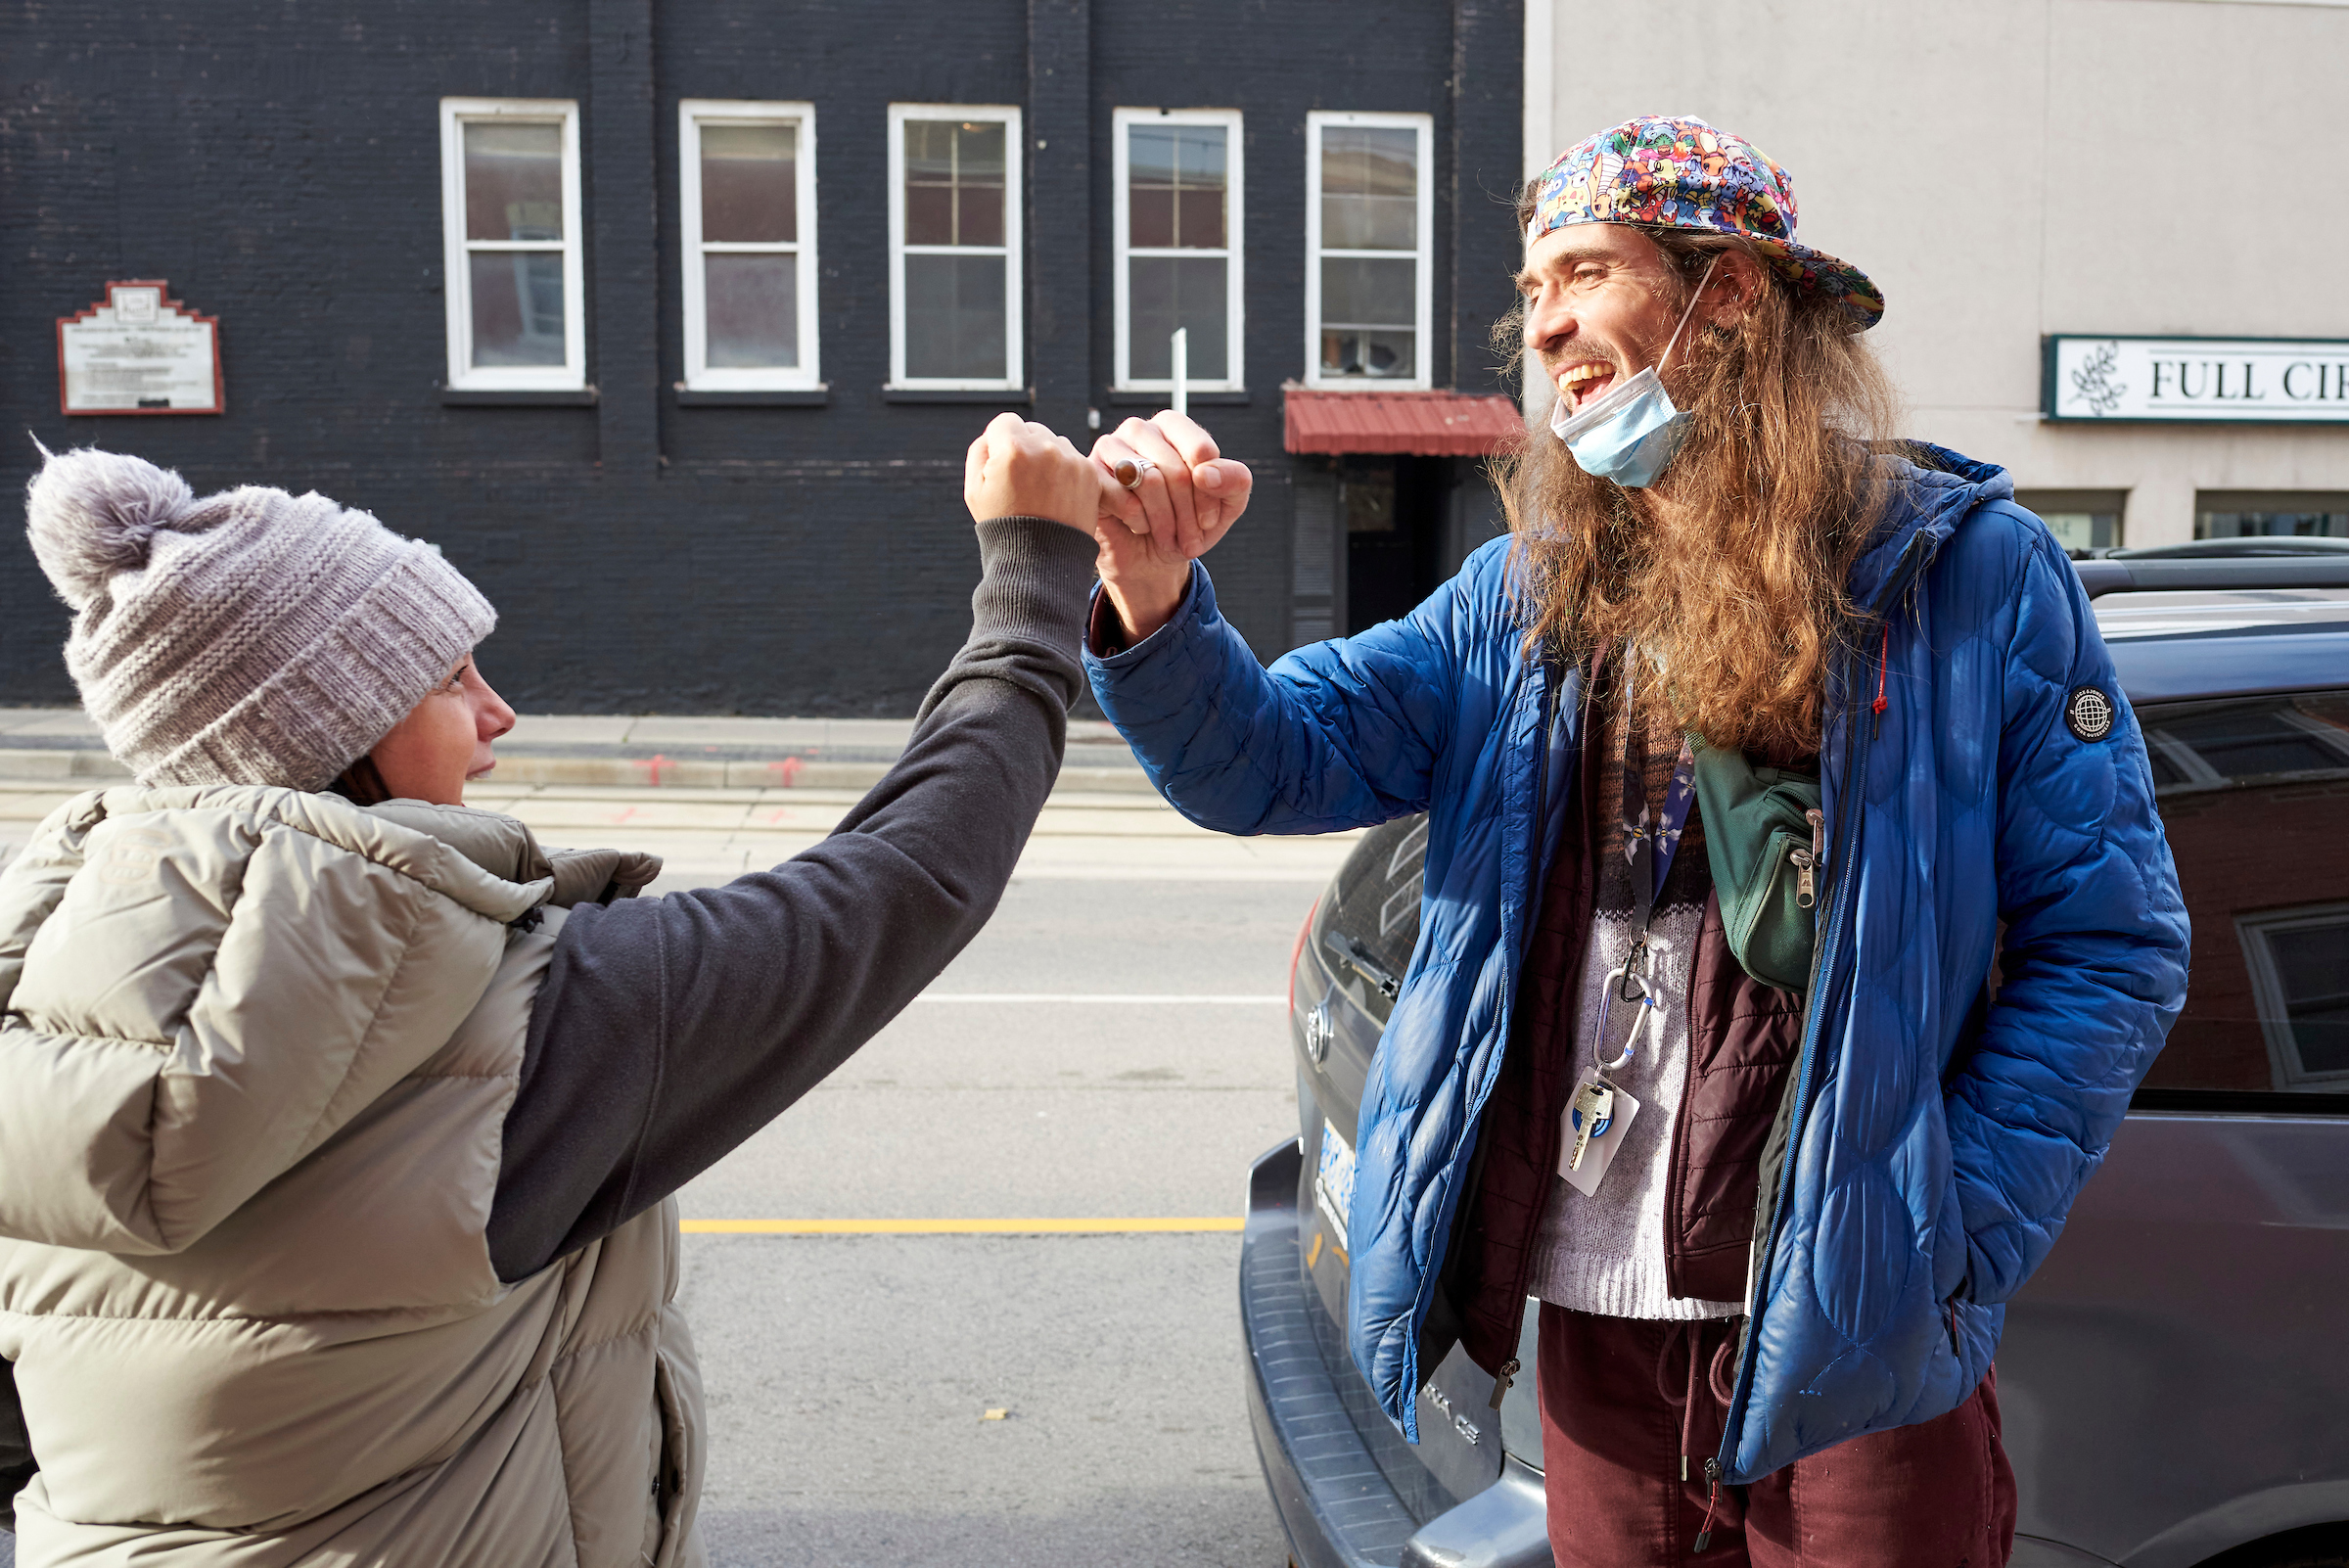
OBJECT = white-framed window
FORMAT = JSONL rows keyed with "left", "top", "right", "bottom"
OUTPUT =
{"left": 679, "top": 99, "right": 819, "bottom": 392}
{"left": 1304, "top": 111, "right": 1433, "bottom": 390}
{"left": 1113, "top": 107, "right": 1243, "bottom": 392}
{"left": 439, "top": 98, "right": 585, "bottom": 392}
{"left": 888, "top": 104, "right": 1023, "bottom": 390}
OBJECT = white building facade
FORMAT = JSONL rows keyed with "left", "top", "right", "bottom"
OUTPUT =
{"left": 1521, "top": 0, "right": 2349, "bottom": 550}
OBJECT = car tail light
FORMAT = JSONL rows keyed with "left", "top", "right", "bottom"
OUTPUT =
{"left": 1289, "top": 899, "right": 1319, "bottom": 999}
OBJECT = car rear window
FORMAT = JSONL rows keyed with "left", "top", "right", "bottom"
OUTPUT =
{"left": 2137, "top": 689, "right": 2349, "bottom": 1103}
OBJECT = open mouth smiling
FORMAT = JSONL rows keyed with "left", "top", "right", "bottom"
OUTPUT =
{"left": 1555, "top": 359, "right": 1617, "bottom": 413}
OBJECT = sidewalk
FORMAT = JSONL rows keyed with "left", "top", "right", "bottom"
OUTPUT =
{"left": 0, "top": 707, "right": 1372, "bottom": 883}
{"left": 0, "top": 708, "right": 1153, "bottom": 792}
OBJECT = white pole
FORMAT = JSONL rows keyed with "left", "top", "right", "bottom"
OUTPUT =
{"left": 1170, "top": 327, "right": 1188, "bottom": 419}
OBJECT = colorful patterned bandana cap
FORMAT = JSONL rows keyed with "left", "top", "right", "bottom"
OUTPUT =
{"left": 1532, "top": 115, "right": 1884, "bottom": 331}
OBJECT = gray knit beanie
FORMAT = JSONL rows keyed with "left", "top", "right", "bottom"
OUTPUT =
{"left": 23, "top": 446, "right": 497, "bottom": 791}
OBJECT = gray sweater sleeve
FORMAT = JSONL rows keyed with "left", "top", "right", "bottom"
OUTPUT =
{"left": 486, "top": 517, "right": 1099, "bottom": 1282}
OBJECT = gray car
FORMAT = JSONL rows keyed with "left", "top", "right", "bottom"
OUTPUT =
{"left": 1243, "top": 550, "right": 2349, "bottom": 1568}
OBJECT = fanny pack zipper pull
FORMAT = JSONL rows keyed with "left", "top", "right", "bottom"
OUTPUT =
{"left": 1488, "top": 1358, "right": 1518, "bottom": 1410}
{"left": 1694, "top": 1457, "right": 1723, "bottom": 1552}
{"left": 1795, "top": 807, "right": 1826, "bottom": 909}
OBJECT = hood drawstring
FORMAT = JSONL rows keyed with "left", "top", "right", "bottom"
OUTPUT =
{"left": 1870, "top": 617, "right": 1891, "bottom": 738}
{"left": 1656, "top": 1321, "right": 1701, "bottom": 1478}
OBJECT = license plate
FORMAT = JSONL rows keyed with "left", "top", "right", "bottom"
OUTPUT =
{"left": 1314, "top": 1119, "right": 1356, "bottom": 1253}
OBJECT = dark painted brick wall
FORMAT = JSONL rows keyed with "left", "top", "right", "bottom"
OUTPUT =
{"left": 0, "top": 0, "right": 1520, "bottom": 714}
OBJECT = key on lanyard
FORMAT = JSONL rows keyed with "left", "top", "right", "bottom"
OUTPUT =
{"left": 1566, "top": 1080, "right": 1616, "bottom": 1172}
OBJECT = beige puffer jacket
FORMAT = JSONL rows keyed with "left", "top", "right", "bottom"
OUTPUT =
{"left": 0, "top": 786, "right": 704, "bottom": 1567}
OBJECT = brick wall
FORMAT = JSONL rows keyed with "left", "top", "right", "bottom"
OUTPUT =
{"left": 0, "top": 0, "right": 1521, "bottom": 713}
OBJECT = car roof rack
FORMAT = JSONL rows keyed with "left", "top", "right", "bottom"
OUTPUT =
{"left": 2074, "top": 556, "right": 2349, "bottom": 600}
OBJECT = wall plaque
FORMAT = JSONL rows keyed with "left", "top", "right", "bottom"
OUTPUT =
{"left": 2044, "top": 335, "right": 2349, "bottom": 424}
{"left": 57, "top": 281, "right": 224, "bottom": 415}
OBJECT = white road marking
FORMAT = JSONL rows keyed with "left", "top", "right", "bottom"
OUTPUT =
{"left": 914, "top": 992, "right": 1285, "bottom": 1004}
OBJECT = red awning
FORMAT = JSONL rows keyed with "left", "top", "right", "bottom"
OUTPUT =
{"left": 1282, "top": 385, "right": 1525, "bottom": 457}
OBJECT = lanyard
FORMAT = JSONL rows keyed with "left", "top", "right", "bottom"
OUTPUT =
{"left": 1593, "top": 664, "right": 1696, "bottom": 1076}
{"left": 1624, "top": 725, "right": 1698, "bottom": 935}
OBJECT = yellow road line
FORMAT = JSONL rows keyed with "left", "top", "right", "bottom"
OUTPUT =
{"left": 679, "top": 1217, "right": 1246, "bottom": 1235}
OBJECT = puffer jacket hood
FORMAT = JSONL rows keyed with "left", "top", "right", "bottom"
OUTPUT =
{"left": 1087, "top": 442, "right": 2189, "bottom": 1483}
{"left": 0, "top": 787, "right": 549, "bottom": 1258}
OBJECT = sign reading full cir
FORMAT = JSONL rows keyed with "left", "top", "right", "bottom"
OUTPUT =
{"left": 2045, "top": 335, "right": 2349, "bottom": 424}
{"left": 57, "top": 281, "right": 224, "bottom": 415}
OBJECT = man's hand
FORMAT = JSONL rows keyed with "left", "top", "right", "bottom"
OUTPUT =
{"left": 1090, "top": 412, "right": 1254, "bottom": 643}
{"left": 964, "top": 413, "right": 1113, "bottom": 533}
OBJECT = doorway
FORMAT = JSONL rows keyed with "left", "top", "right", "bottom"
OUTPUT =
{"left": 1342, "top": 455, "right": 1447, "bottom": 633}
{"left": 1337, "top": 455, "right": 1503, "bottom": 634}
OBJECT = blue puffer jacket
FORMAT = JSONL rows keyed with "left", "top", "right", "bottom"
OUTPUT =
{"left": 1087, "top": 445, "right": 2188, "bottom": 1482}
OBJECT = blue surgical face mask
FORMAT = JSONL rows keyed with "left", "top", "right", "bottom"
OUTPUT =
{"left": 1547, "top": 255, "right": 1719, "bottom": 489}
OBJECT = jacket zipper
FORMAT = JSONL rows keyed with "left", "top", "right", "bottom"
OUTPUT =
{"left": 1481, "top": 660, "right": 1568, "bottom": 1414}
{"left": 1488, "top": 1356, "right": 1518, "bottom": 1410}
{"left": 1423, "top": 659, "right": 1562, "bottom": 1426}
{"left": 1713, "top": 548, "right": 1929, "bottom": 1482}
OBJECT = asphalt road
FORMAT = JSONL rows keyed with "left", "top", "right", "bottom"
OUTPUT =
{"left": 676, "top": 871, "right": 1322, "bottom": 1567}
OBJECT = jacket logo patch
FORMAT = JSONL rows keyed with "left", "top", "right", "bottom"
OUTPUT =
{"left": 2066, "top": 686, "right": 2116, "bottom": 743}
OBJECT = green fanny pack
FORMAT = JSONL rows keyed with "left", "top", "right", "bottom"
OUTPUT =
{"left": 1688, "top": 738, "right": 1825, "bottom": 993}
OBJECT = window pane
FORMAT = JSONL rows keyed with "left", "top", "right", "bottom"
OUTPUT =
{"left": 2269, "top": 920, "right": 2349, "bottom": 1074}
{"left": 1321, "top": 328, "right": 1416, "bottom": 380}
{"left": 1129, "top": 256, "right": 1227, "bottom": 381}
{"left": 468, "top": 252, "right": 566, "bottom": 365}
{"left": 1320, "top": 256, "right": 1416, "bottom": 377}
{"left": 1128, "top": 124, "right": 1225, "bottom": 250}
{"left": 2196, "top": 508, "right": 2349, "bottom": 540}
{"left": 2139, "top": 691, "right": 2349, "bottom": 1095}
{"left": 904, "top": 253, "right": 1005, "bottom": 380}
{"left": 2039, "top": 511, "right": 2118, "bottom": 553}
{"left": 700, "top": 122, "right": 797, "bottom": 245}
{"left": 705, "top": 254, "right": 798, "bottom": 368}
{"left": 465, "top": 121, "right": 564, "bottom": 242}
{"left": 1320, "top": 126, "right": 1416, "bottom": 251}
{"left": 904, "top": 119, "right": 1005, "bottom": 248}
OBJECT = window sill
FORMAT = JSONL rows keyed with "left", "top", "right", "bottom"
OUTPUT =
{"left": 675, "top": 386, "right": 829, "bottom": 406}
{"left": 1107, "top": 389, "right": 1251, "bottom": 407}
{"left": 883, "top": 387, "right": 1034, "bottom": 405}
{"left": 441, "top": 386, "right": 598, "bottom": 406}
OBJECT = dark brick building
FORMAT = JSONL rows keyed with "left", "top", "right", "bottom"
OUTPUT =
{"left": 1, "top": 0, "right": 1524, "bottom": 714}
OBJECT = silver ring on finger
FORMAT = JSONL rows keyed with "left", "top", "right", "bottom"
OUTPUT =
{"left": 1113, "top": 456, "right": 1159, "bottom": 492}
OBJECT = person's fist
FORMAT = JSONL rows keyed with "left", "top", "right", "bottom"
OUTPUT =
{"left": 1086, "top": 411, "right": 1254, "bottom": 642}
{"left": 964, "top": 413, "right": 1112, "bottom": 533}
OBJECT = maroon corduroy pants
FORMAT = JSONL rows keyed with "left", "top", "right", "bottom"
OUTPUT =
{"left": 1536, "top": 1304, "right": 2017, "bottom": 1568}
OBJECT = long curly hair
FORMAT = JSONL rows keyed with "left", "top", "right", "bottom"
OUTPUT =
{"left": 1491, "top": 215, "right": 1904, "bottom": 758}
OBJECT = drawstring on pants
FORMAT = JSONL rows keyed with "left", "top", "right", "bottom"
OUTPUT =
{"left": 1655, "top": 1320, "right": 1738, "bottom": 1552}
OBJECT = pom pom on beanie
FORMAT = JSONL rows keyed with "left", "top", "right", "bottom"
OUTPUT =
{"left": 24, "top": 447, "right": 199, "bottom": 611}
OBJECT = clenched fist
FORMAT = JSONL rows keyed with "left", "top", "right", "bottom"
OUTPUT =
{"left": 964, "top": 413, "right": 1112, "bottom": 532}
{"left": 1089, "top": 411, "right": 1254, "bottom": 643}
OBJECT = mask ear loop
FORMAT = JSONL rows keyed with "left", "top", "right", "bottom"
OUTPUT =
{"left": 1653, "top": 254, "right": 1723, "bottom": 379}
